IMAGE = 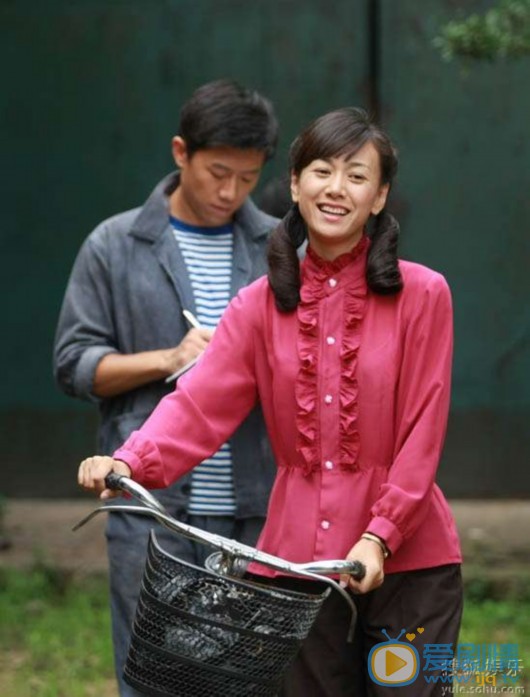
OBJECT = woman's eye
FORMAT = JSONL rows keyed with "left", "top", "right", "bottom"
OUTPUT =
{"left": 350, "top": 174, "right": 366, "bottom": 182}
{"left": 315, "top": 168, "right": 330, "bottom": 176}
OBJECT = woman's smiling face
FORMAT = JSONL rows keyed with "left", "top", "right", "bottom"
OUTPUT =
{"left": 291, "top": 141, "right": 389, "bottom": 260}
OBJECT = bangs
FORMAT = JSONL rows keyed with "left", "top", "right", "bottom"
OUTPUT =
{"left": 317, "top": 131, "right": 372, "bottom": 164}
{"left": 289, "top": 109, "right": 373, "bottom": 173}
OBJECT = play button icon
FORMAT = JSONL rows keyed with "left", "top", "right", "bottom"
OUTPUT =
{"left": 386, "top": 650, "right": 407, "bottom": 675}
{"left": 368, "top": 642, "right": 419, "bottom": 686}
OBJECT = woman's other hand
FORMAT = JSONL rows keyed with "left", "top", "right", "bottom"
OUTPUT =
{"left": 78, "top": 456, "right": 132, "bottom": 500}
{"left": 340, "top": 536, "right": 386, "bottom": 594}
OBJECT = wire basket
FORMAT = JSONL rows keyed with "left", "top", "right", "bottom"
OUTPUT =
{"left": 123, "top": 531, "right": 330, "bottom": 697}
{"left": 73, "top": 475, "right": 365, "bottom": 695}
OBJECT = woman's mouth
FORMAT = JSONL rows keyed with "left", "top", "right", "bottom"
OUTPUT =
{"left": 318, "top": 204, "right": 349, "bottom": 217}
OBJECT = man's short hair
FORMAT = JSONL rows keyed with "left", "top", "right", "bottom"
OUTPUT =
{"left": 179, "top": 79, "right": 278, "bottom": 160}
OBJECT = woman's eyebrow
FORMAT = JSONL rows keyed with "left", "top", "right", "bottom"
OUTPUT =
{"left": 344, "top": 160, "right": 370, "bottom": 169}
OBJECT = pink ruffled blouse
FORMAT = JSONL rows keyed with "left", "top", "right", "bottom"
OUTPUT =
{"left": 114, "top": 238, "right": 462, "bottom": 575}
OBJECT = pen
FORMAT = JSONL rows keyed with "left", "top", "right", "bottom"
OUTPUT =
{"left": 164, "top": 310, "right": 203, "bottom": 383}
{"left": 164, "top": 354, "right": 201, "bottom": 383}
{"left": 182, "top": 309, "right": 202, "bottom": 330}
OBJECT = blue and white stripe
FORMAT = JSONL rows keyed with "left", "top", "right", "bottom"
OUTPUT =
{"left": 171, "top": 216, "right": 236, "bottom": 515}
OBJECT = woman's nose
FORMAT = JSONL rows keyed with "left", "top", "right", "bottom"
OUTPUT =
{"left": 325, "top": 173, "right": 345, "bottom": 195}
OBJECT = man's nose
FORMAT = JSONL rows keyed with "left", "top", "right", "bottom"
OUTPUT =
{"left": 219, "top": 176, "right": 238, "bottom": 202}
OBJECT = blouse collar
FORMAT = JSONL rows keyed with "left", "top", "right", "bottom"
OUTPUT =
{"left": 302, "top": 234, "right": 369, "bottom": 294}
{"left": 306, "top": 234, "right": 369, "bottom": 273}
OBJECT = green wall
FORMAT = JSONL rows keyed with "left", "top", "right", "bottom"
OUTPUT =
{"left": 380, "top": 0, "right": 530, "bottom": 495}
{"left": 1, "top": 1, "right": 528, "bottom": 496}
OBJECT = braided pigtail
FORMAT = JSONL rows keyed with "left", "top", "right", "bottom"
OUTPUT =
{"left": 267, "top": 204, "right": 307, "bottom": 312}
{"left": 366, "top": 210, "right": 403, "bottom": 295}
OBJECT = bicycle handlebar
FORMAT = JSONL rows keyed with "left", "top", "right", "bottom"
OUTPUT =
{"left": 73, "top": 472, "right": 366, "bottom": 639}
{"left": 98, "top": 473, "right": 365, "bottom": 580}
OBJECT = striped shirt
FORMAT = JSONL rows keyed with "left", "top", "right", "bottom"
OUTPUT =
{"left": 170, "top": 216, "right": 236, "bottom": 515}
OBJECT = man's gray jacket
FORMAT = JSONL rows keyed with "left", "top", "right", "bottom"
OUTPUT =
{"left": 54, "top": 172, "right": 278, "bottom": 518}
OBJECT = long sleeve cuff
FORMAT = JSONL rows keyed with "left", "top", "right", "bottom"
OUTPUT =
{"left": 112, "top": 448, "right": 145, "bottom": 480}
{"left": 75, "top": 346, "right": 118, "bottom": 400}
{"left": 366, "top": 516, "right": 404, "bottom": 556}
{"left": 113, "top": 429, "right": 170, "bottom": 489}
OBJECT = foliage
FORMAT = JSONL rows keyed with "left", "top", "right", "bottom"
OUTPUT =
{"left": 0, "top": 567, "right": 114, "bottom": 697}
{"left": 0, "top": 567, "right": 529, "bottom": 694}
{"left": 434, "top": 0, "right": 530, "bottom": 61}
{"left": 460, "top": 598, "right": 530, "bottom": 690}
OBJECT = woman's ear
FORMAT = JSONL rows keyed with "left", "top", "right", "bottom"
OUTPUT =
{"left": 290, "top": 172, "right": 300, "bottom": 203}
{"left": 371, "top": 183, "right": 390, "bottom": 216}
{"left": 171, "top": 136, "right": 188, "bottom": 169}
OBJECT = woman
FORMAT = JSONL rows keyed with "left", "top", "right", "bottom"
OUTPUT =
{"left": 79, "top": 107, "right": 462, "bottom": 696}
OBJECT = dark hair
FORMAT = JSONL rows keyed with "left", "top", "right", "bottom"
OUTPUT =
{"left": 268, "top": 107, "right": 402, "bottom": 312}
{"left": 257, "top": 176, "right": 292, "bottom": 219}
{"left": 179, "top": 79, "right": 278, "bottom": 160}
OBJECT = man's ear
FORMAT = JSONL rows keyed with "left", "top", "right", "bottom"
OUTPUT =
{"left": 290, "top": 172, "right": 300, "bottom": 203}
{"left": 371, "top": 183, "right": 390, "bottom": 216}
{"left": 172, "top": 136, "right": 188, "bottom": 168}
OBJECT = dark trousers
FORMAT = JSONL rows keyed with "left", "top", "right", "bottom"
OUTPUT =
{"left": 273, "top": 564, "right": 463, "bottom": 697}
{"left": 107, "top": 512, "right": 265, "bottom": 697}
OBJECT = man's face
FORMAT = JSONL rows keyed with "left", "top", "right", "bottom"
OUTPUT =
{"left": 170, "top": 137, "right": 266, "bottom": 227}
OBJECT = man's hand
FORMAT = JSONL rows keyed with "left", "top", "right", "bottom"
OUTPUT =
{"left": 161, "top": 328, "right": 214, "bottom": 375}
{"left": 78, "top": 456, "right": 132, "bottom": 500}
{"left": 93, "top": 328, "right": 214, "bottom": 397}
{"left": 339, "top": 537, "right": 386, "bottom": 594}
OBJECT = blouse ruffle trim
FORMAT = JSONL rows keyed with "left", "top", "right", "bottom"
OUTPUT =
{"left": 295, "top": 236, "right": 368, "bottom": 475}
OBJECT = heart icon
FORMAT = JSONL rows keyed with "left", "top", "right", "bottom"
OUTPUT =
{"left": 417, "top": 627, "right": 425, "bottom": 634}
{"left": 406, "top": 632, "right": 416, "bottom": 642}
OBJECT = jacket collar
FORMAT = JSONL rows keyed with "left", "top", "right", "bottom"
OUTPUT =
{"left": 127, "top": 172, "right": 276, "bottom": 312}
{"left": 129, "top": 171, "right": 272, "bottom": 243}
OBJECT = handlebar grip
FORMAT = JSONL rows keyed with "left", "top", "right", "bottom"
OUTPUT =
{"left": 105, "top": 472, "right": 124, "bottom": 490}
{"left": 350, "top": 561, "right": 366, "bottom": 581}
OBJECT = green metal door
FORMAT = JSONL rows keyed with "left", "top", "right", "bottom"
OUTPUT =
{"left": 0, "top": 0, "right": 369, "bottom": 496}
{"left": 380, "top": 0, "right": 530, "bottom": 495}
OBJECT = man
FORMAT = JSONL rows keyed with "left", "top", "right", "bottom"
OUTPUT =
{"left": 54, "top": 79, "right": 279, "bottom": 696}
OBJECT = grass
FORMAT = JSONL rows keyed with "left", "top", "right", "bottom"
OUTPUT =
{"left": 0, "top": 565, "right": 115, "bottom": 697}
{"left": 0, "top": 565, "right": 528, "bottom": 696}
{"left": 459, "top": 599, "right": 530, "bottom": 692}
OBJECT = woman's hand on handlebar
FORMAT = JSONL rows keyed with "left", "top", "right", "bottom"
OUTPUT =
{"left": 78, "top": 456, "right": 131, "bottom": 500}
{"left": 340, "top": 537, "right": 385, "bottom": 594}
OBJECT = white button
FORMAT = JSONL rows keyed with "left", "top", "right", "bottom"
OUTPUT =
{"left": 326, "top": 336, "right": 336, "bottom": 345}
{"left": 324, "top": 394, "right": 333, "bottom": 404}
{"left": 321, "top": 520, "right": 330, "bottom": 530}
{"left": 328, "top": 278, "right": 337, "bottom": 288}
{"left": 324, "top": 460, "right": 334, "bottom": 470}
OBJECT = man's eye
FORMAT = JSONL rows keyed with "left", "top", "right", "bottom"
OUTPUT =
{"left": 315, "top": 169, "right": 330, "bottom": 176}
{"left": 210, "top": 170, "right": 226, "bottom": 180}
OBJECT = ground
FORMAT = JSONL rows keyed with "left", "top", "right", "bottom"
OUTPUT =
{"left": 1, "top": 497, "right": 530, "bottom": 577}
{"left": 0, "top": 498, "right": 108, "bottom": 574}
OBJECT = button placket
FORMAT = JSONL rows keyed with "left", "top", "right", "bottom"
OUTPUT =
{"left": 317, "top": 280, "right": 341, "bottom": 548}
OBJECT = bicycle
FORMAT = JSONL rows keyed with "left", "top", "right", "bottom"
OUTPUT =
{"left": 74, "top": 473, "right": 365, "bottom": 696}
